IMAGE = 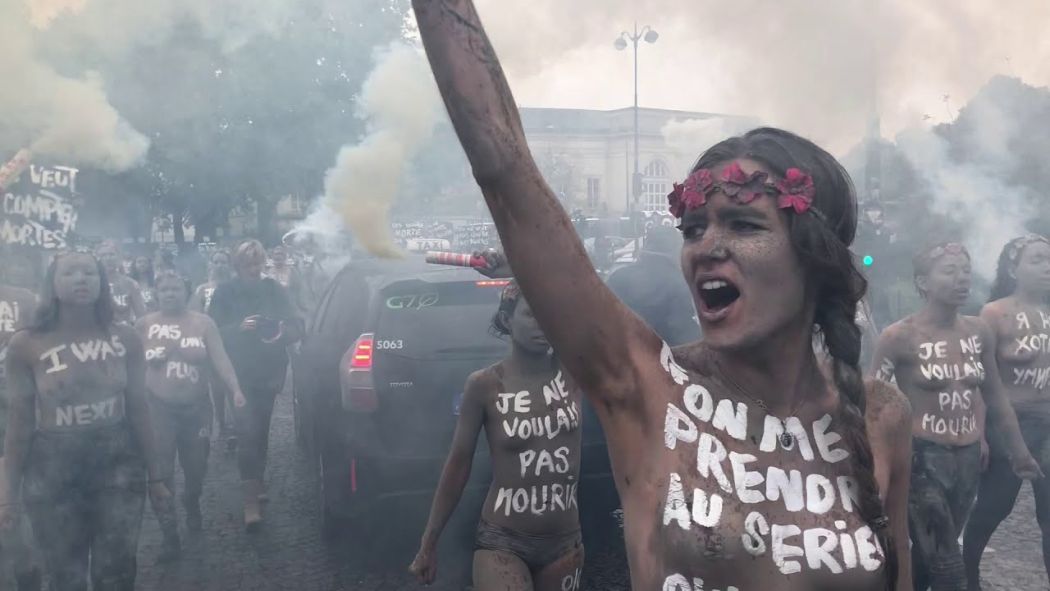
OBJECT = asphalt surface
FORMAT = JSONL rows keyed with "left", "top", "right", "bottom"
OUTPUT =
{"left": 123, "top": 389, "right": 1046, "bottom": 591}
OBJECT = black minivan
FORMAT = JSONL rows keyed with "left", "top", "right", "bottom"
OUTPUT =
{"left": 293, "top": 255, "right": 618, "bottom": 551}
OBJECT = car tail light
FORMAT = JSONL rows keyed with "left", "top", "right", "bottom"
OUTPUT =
{"left": 476, "top": 279, "right": 511, "bottom": 287}
{"left": 341, "top": 333, "right": 377, "bottom": 413}
{"left": 350, "top": 334, "right": 374, "bottom": 369}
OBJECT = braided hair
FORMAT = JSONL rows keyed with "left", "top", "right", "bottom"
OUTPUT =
{"left": 490, "top": 280, "right": 522, "bottom": 337}
{"left": 692, "top": 128, "right": 896, "bottom": 589}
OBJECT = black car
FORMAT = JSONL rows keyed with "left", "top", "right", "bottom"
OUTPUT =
{"left": 293, "top": 255, "right": 619, "bottom": 553}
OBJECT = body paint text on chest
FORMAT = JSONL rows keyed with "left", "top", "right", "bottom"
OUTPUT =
{"left": 658, "top": 342, "right": 883, "bottom": 579}
{"left": 55, "top": 395, "right": 119, "bottom": 428}
{"left": 916, "top": 338, "right": 984, "bottom": 383}
{"left": 39, "top": 336, "right": 127, "bottom": 374}
{"left": 492, "top": 371, "right": 581, "bottom": 518}
{"left": 0, "top": 300, "right": 22, "bottom": 333}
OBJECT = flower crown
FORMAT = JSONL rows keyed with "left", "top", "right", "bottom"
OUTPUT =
{"left": 927, "top": 242, "right": 969, "bottom": 262}
{"left": 667, "top": 161, "right": 818, "bottom": 219}
{"left": 1007, "top": 234, "right": 1050, "bottom": 264}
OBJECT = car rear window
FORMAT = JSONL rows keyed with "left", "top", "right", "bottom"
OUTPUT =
{"left": 375, "top": 279, "right": 505, "bottom": 357}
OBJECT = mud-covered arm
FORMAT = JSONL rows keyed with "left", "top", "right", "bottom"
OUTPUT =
{"left": 867, "top": 326, "right": 900, "bottom": 383}
{"left": 977, "top": 319, "right": 1042, "bottom": 478}
{"left": 2, "top": 332, "right": 36, "bottom": 505}
{"left": 418, "top": 372, "right": 486, "bottom": 550}
{"left": 121, "top": 328, "right": 162, "bottom": 481}
{"left": 881, "top": 387, "right": 913, "bottom": 591}
{"left": 203, "top": 317, "right": 243, "bottom": 400}
{"left": 413, "top": 0, "right": 656, "bottom": 401}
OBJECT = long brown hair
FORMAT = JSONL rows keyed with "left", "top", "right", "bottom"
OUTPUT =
{"left": 693, "top": 127, "right": 896, "bottom": 589}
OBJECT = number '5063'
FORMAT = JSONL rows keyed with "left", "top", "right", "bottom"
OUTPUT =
{"left": 376, "top": 340, "right": 404, "bottom": 350}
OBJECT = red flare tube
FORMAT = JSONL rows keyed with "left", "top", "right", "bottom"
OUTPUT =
{"left": 0, "top": 149, "right": 32, "bottom": 191}
{"left": 425, "top": 251, "right": 487, "bottom": 268}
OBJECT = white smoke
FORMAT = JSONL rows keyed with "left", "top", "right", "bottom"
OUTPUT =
{"left": 0, "top": 2, "right": 148, "bottom": 170}
{"left": 468, "top": 0, "right": 1050, "bottom": 153}
{"left": 895, "top": 95, "right": 1034, "bottom": 277}
{"left": 320, "top": 43, "right": 443, "bottom": 258}
{"left": 660, "top": 117, "right": 758, "bottom": 177}
{"left": 1, "top": 0, "right": 301, "bottom": 171}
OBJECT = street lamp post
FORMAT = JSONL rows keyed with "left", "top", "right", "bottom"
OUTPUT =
{"left": 615, "top": 23, "right": 659, "bottom": 212}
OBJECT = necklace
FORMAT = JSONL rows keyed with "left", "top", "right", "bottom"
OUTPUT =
{"left": 715, "top": 360, "right": 806, "bottom": 450}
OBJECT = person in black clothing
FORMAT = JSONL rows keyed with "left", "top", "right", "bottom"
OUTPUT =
{"left": 606, "top": 226, "right": 700, "bottom": 346}
{"left": 208, "top": 240, "right": 302, "bottom": 528}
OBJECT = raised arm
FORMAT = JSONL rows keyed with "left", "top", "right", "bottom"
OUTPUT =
{"left": 977, "top": 318, "right": 1043, "bottom": 479}
{"left": 408, "top": 371, "right": 487, "bottom": 584}
{"left": 0, "top": 332, "right": 35, "bottom": 528}
{"left": 413, "top": 0, "right": 656, "bottom": 399}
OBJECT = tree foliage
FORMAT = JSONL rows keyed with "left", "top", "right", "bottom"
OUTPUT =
{"left": 92, "top": 0, "right": 411, "bottom": 244}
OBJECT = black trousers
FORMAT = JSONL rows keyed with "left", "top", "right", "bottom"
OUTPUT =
{"left": 908, "top": 438, "right": 981, "bottom": 591}
{"left": 234, "top": 386, "right": 279, "bottom": 481}
{"left": 964, "top": 413, "right": 1050, "bottom": 586}
{"left": 23, "top": 424, "right": 146, "bottom": 591}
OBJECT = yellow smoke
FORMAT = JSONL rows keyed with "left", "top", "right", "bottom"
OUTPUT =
{"left": 323, "top": 44, "right": 443, "bottom": 258}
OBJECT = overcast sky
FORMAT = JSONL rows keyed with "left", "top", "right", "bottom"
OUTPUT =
{"left": 468, "top": 0, "right": 1050, "bottom": 153}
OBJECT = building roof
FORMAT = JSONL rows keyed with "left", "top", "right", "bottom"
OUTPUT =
{"left": 519, "top": 106, "right": 747, "bottom": 136}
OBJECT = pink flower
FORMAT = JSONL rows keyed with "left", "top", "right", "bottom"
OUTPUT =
{"left": 720, "top": 162, "right": 769, "bottom": 204}
{"left": 667, "top": 183, "right": 685, "bottom": 218}
{"left": 668, "top": 169, "right": 714, "bottom": 217}
{"left": 721, "top": 161, "right": 749, "bottom": 185}
{"left": 775, "top": 168, "right": 815, "bottom": 214}
{"left": 681, "top": 169, "right": 713, "bottom": 209}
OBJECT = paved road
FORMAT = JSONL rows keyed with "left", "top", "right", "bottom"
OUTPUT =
{"left": 134, "top": 390, "right": 1047, "bottom": 590}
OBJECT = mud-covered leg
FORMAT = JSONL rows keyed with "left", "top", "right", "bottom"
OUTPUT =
{"left": 149, "top": 401, "right": 181, "bottom": 559}
{"left": 178, "top": 403, "right": 212, "bottom": 532}
{"left": 90, "top": 484, "right": 146, "bottom": 591}
{"left": 533, "top": 544, "right": 585, "bottom": 591}
{"left": 473, "top": 549, "right": 532, "bottom": 591}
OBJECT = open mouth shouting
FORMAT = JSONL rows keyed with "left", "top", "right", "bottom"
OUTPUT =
{"left": 697, "top": 277, "right": 741, "bottom": 323}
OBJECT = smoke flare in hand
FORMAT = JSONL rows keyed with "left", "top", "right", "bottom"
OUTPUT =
{"left": 322, "top": 44, "right": 443, "bottom": 259}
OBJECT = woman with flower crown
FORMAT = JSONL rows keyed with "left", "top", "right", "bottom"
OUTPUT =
{"left": 963, "top": 235, "right": 1050, "bottom": 590}
{"left": 869, "top": 242, "right": 1040, "bottom": 591}
{"left": 410, "top": 1, "right": 920, "bottom": 588}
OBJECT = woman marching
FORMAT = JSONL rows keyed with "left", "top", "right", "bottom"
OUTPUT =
{"left": 869, "top": 242, "right": 1041, "bottom": 591}
{"left": 0, "top": 251, "right": 169, "bottom": 589}
{"left": 136, "top": 271, "right": 246, "bottom": 559}
{"left": 191, "top": 249, "right": 237, "bottom": 450}
{"left": 413, "top": 2, "right": 913, "bottom": 588}
{"left": 409, "top": 281, "right": 585, "bottom": 590}
{"left": 97, "top": 241, "right": 146, "bottom": 325}
{"left": 131, "top": 255, "right": 158, "bottom": 313}
{"left": 209, "top": 240, "right": 302, "bottom": 528}
{"left": 964, "top": 235, "right": 1050, "bottom": 590}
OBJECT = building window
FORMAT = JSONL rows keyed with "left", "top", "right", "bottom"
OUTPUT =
{"left": 642, "top": 159, "right": 671, "bottom": 211}
{"left": 587, "top": 178, "right": 602, "bottom": 209}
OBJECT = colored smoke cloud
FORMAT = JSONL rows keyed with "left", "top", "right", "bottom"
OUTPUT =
{"left": 320, "top": 43, "right": 443, "bottom": 259}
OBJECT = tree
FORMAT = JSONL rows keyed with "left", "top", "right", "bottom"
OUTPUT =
{"left": 94, "top": 0, "right": 412, "bottom": 245}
